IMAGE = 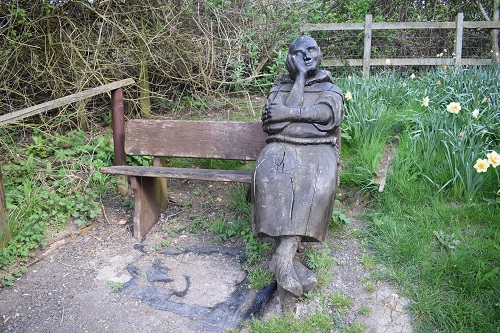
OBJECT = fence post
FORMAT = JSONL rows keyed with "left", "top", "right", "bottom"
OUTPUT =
{"left": 0, "top": 167, "right": 10, "bottom": 249}
{"left": 454, "top": 12, "right": 464, "bottom": 68}
{"left": 363, "top": 14, "right": 373, "bottom": 78}
{"left": 111, "top": 88, "right": 129, "bottom": 197}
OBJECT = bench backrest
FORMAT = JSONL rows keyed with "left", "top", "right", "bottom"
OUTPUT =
{"left": 125, "top": 120, "right": 268, "bottom": 160}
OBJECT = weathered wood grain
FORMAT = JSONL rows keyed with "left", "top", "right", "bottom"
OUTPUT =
{"left": 101, "top": 166, "right": 254, "bottom": 183}
{"left": 130, "top": 176, "right": 168, "bottom": 241}
{"left": 124, "top": 120, "right": 267, "bottom": 160}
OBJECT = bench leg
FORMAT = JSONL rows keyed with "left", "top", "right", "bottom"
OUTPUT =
{"left": 130, "top": 176, "right": 168, "bottom": 241}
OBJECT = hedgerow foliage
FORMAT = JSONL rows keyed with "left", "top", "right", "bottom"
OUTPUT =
{"left": 1, "top": 0, "right": 494, "bottom": 122}
{"left": 1, "top": 0, "right": 301, "bottom": 120}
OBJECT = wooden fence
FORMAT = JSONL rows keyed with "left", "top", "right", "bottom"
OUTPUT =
{"left": 302, "top": 13, "right": 500, "bottom": 77}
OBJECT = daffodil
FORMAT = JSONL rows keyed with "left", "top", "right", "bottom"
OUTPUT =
{"left": 471, "top": 109, "right": 480, "bottom": 118}
{"left": 474, "top": 158, "right": 490, "bottom": 173}
{"left": 447, "top": 102, "right": 461, "bottom": 114}
{"left": 487, "top": 151, "right": 500, "bottom": 168}
{"left": 402, "top": 82, "right": 407, "bottom": 87}
{"left": 348, "top": 75, "right": 352, "bottom": 81}
{"left": 421, "top": 96, "right": 429, "bottom": 107}
{"left": 437, "top": 80, "right": 441, "bottom": 85}
{"left": 345, "top": 92, "right": 353, "bottom": 101}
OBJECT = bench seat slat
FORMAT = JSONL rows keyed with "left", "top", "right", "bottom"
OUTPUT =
{"left": 101, "top": 166, "right": 253, "bottom": 183}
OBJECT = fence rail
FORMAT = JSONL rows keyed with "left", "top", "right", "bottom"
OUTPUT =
{"left": 0, "top": 78, "right": 135, "bottom": 127}
{"left": 302, "top": 13, "right": 500, "bottom": 77}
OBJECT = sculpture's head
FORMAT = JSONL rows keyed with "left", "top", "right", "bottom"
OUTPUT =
{"left": 286, "top": 36, "right": 322, "bottom": 80}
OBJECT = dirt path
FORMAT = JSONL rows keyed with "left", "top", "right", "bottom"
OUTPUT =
{"left": 0, "top": 180, "right": 412, "bottom": 333}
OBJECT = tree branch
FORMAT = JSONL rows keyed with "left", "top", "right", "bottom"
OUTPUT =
{"left": 475, "top": 0, "right": 491, "bottom": 21}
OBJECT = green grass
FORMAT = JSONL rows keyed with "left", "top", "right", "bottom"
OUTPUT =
{"left": 368, "top": 193, "right": 500, "bottom": 332}
{"left": 329, "top": 292, "right": 353, "bottom": 315}
{"left": 306, "top": 245, "right": 336, "bottom": 287}
{"left": 359, "top": 306, "right": 371, "bottom": 315}
{"left": 245, "top": 312, "right": 336, "bottom": 333}
{"left": 106, "top": 280, "right": 125, "bottom": 292}
{"left": 247, "top": 266, "right": 274, "bottom": 289}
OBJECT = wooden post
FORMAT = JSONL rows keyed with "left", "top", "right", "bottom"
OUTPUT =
{"left": 454, "top": 12, "right": 464, "bottom": 68}
{"left": 111, "top": 88, "right": 129, "bottom": 197}
{"left": 363, "top": 14, "right": 373, "bottom": 78}
{"left": 492, "top": 0, "right": 500, "bottom": 68}
{"left": 0, "top": 167, "right": 10, "bottom": 249}
{"left": 112, "top": 88, "right": 126, "bottom": 166}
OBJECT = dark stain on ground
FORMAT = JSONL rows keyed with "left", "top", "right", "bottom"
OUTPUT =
{"left": 121, "top": 247, "right": 276, "bottom": 332}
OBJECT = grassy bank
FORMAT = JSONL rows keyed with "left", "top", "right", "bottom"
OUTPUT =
{"left": 339, "top": 66, "right": 499, "bottom": 332}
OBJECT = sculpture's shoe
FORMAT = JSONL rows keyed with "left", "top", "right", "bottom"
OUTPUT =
{"left": 277, "top": 285, "right": 299, "bottom": 314}
{"left": 293, "top": 258, "right": 317, "bottom": 292}
{"left": 270, "top": 253, "right": 303, "bottom": 297}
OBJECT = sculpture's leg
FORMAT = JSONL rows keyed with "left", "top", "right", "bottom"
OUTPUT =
{"left": 269, "top": 236, "right": 304, "bottom": 313}
{"left": 270, "top": 252, "right": 318, "bottom": 294}
{"left": 277, "top": 285, "right": 299, "bottom": 314}
{"left": 292, "top": 258, "right": 317, "bottom": 292}
{"left": 273, "top": 236, "right": 303, "bottom": 297}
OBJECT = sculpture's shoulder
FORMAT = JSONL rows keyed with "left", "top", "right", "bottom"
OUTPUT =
{"left": 306, "top": 82, "right": 343, "bottom": 96}
{"left": 268, "top": 83, "right": 293, "bottom": 94}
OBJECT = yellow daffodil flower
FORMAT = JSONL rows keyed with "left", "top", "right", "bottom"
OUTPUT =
{"left": 487, "top": 151, "right": 500, "bottom": 168}
{"left": 447, "top": 102, "right": 461, "bottom": 114}
{"left": 474, "top": 158, "right": 490, "bottom": 173}
{"left": 421, "top": 96, "right": 429, "bottom": 107}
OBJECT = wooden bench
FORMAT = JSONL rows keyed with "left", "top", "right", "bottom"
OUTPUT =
{"left": 100, "top": 111, "right": 268, "bottom": 241}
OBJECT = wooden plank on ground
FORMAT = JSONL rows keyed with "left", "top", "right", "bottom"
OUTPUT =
{"left": 0, "top": 78, "right": 135, "bottom": 126}
{"left": 373, "top": 142, "right": 398, "bottom": 192}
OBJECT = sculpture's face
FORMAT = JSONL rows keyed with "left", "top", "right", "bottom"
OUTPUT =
{"left": 290, "top": 36, "right": 321, "bottom": 77}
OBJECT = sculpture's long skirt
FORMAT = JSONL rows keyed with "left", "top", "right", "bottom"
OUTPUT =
{"left": 251, "top": 142, "right": 338, "bottom": 242}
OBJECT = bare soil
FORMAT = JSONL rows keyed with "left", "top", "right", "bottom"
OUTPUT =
{"left": 0, "top": 179, "right": 412, "bottom": 333}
